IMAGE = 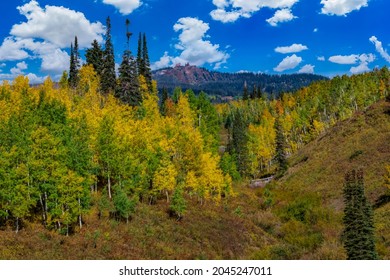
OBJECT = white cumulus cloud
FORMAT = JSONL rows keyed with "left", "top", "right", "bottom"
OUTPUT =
{"left": 152, "top": 52, "right": 172, "bottom": 70}
{"left": 210, "top": 0, "right": 299, "bottom": 26}
{"left": 210, "top": 9, "right": 242, "bottom": 23}
{"left": 0, "top": 37, "right": 70, "bottom": 74}
{"left": 329, "top": 53, "right": 375, "bottom": 74}
{"left": 275, "top": 43, "right": 308, "bottom": 54}
{"left": 350, "top": 53, "right": 375, "bottom": 74}
{"left": 26, "top": 73, "right": 47, "bottom": 84}
{"left": 0, "top": 1, "right": 103, "bottom": 78}
{"left": 0, "top": 60, "right": 46, "bottom": 84}
{"left": 11, "top": 0, "right": 104, "bottom": 48}
{"left": 274, "top": 54, "right": 302, "bottom": 72}
{"left": 329, "top": 54, "right": 359, "bottom": 65}
{"left": 321, "top": 0, "right": 368, "bottom": 16}
{"left": 298, "top": 64, "right": 315, "bottom": 74}
{"left": 102, "top": 0, "right": 142, "bottom": 15}
{"left": 0, "top": 37, "right": 30, "bottom": 61}
{"left": 266, "top": 9, "right": 297, "bottom": 26}
{"left": 152, "top": 17, "right": 229, "bottom": 70}
{"left": 369, "top": 36, "right": 390, "bottom": 63}
{"left": 40, "top": 48, "right": 70, "bottom": 74}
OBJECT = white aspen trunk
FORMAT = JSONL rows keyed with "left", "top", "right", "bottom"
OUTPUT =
{"left": 39, "top": 194, "right": 46, "bottom": 223}
{"left": 16, "top": 217, "right": 19, "bottom": 233}
{"left": 78, "top": 197, "right": 82, "bottom": 229}
{"left": 44, "top": 192, "right": 48, "bottom": 213}
{"left": 108, "top": 174, "right": 112, "bottom": 199}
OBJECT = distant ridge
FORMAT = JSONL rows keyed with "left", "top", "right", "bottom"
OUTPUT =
{"left": 152, "top": 64, "right": 328, "bottom": 99}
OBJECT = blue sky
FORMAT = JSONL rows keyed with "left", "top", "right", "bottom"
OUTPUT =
{"left": 0, "top": 0, "right": 389, "bottom": 83}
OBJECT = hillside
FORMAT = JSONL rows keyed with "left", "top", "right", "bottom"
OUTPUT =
{"left": 267, "top": 100, "right": 390, "bottom": 259}
{"left": 1, "top": 100, "right": 388, "bottom": 260}
{"left": 152, "top": 64, "right": 327, "bottom": 99}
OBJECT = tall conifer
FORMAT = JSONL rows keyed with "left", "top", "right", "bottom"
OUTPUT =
{"left": 142, "top": 33, "right": 152, "bottom": 87}
{"left": 116, "top": 19, "right": 141, "bottom": 106}
{"left": 86, "top": 39, "right": 104, "bottom": 76}
{"left": 228, "top": 109, "right": 249, "bottom": 177}
{"left": 160, "top": 87, "right": 169, "bottom": 116}
{"left": 343, "top": 169, "right": 377, "bottom": 260}
{"left": 68, "top": 37, "right": 80, "bottom": 88}
{"left": 137, "top": 33, "right": 144, "bottom": 76}
{"left": 101, "top": 17, "right": 116, "bottom": 94}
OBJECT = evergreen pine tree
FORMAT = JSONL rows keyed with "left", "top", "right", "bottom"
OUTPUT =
{"left": 115, "top": 19, "right": 141, "bottom": 106}
{"left": 343, "top": 169, "right": 377, "bottom": 260}
{"left": 74, "top": 36, "right": 80, "bottom": 70}
{"left": 257, "top": 85, "right": 264, "bottom": 99}
{"left": 160, "top": 87, "right": 169, "bottom": 116}
{"left": 101, "top": 17, "right": 116, "bottom": 94}
{"left": 86, "top": 39, "right": 104, "bottom": 76}
{"left": 275, "top": 118, "right": 288, "bottom": 174}
{"left": 243, "top": 81, "right": 249, "bottom": 100}
{"left": 227, "top": 109, "right": 249, "bottom": 177}
{"left": 250, "top": 85, "right": 257, "bottom": 100}
{"left": 68, "top": 42, "right": 77, "bottom": 88}
{"left": 142, "top": 33, "right": 152, "bottom": 87}
{"left": 68, "top": 37, "right": 80, "bottom": 88}
{"left": 137, "top": 33, "right": 144, "bottom": 76}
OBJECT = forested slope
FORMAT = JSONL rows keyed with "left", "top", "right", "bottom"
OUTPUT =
{"left": 153, "top": 64, "right": 327, "bottom": 99}
{"left": 0, "top": 66, "right": 389, "bottom": 260}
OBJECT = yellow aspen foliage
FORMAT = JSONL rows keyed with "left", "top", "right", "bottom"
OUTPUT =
{"left": 42, "top": 77, "right": 55, "bottom": 98}
{"left": 247, "top": 122, "right": 276, "bottom": 175}
{"left": 281, "top": 114, "right": 293, "bottom": 134}
{"left": 185, "top": 171, "right": 199, "bottom": 193}
{"left": 223, "top": 174, "right": 234, "bottom": 198}
{"left": 198, "top": 152, "right": 226, "bottom": 204}
{"left": 151, "top": 80, "right": 158, "bottom": 96}
{"left": 77, "top": 65, "right": 100, "bottom": 96}
{"left": 0, "top": 82, "right": 12, "bottom": 121}
{"left": 312, "top": 119, "right": 326, "bottom": 136}
{"left": 139, "top": 75, "right": 149, "bottom": 99}
{"left": 176, "top": 94, "right": 196, "bottom": 127}
{"left": 153, "top": 159, "right": 178, "bottom": 202}
{"left": 173, "top": 94, "right": 204, "bottom": 172}
{"left": 159, "top": 117, "right": 178, "bottom": 157}
{"left": 12, "top": 75, "right": 30, "bottom": 93}
{"left": 142, "top": 92, "right": 161, "bottom": 123}
{"left": 1, "top": 80, "right": 11, "bottom": 91}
